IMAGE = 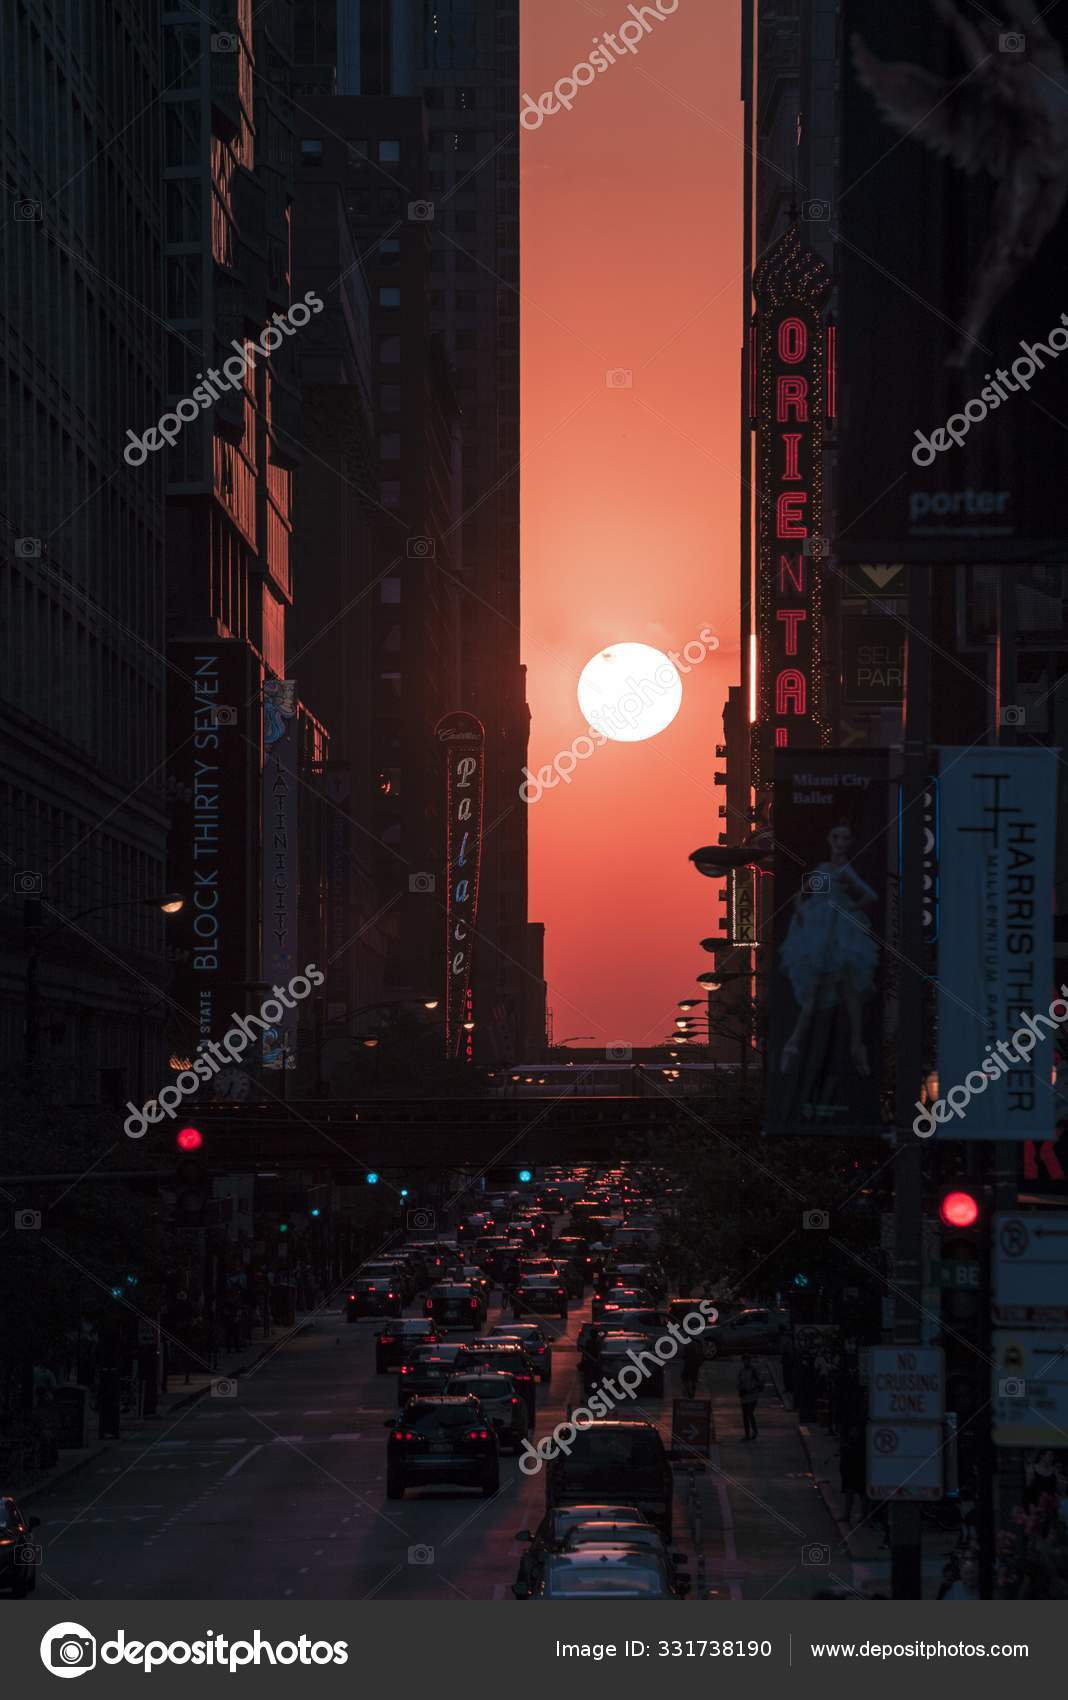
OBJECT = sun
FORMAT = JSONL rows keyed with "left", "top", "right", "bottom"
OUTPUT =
{"left": 577, "top": 642, "right": 683, "bottom": 743}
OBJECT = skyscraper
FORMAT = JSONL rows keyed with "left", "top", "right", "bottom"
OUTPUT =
{"left": 0, "top": 2, "right": 170, "bottom": 1098}
{"left": 294, "top": 0, "right": 534, "bottom": 1060}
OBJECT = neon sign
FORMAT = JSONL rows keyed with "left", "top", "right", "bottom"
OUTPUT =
{"left": 436, "top": 712, "right": 485, "bottom": 1059}
{"left": 752, "top": 225, "right": 832, "bottom": 786}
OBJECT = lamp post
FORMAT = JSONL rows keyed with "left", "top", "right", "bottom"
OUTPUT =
{"left": 311, "top": 997, "right": 440, "bottom": 1096}
{"left": 24, "top": 892, "right": 185, "bottom": 1067}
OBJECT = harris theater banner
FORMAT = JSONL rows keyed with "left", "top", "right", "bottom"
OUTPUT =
{"left": 837, "top": 4, "right": 1068, "bottom": 564}
{"left": 436, "top": 713, "right": 485, "bottom": 1059}
{"left": 931, "top": 748, "right": 1058, "bottom": 1141}
{"left": 767, "top": 749, "right": 892, "bottom": 1135}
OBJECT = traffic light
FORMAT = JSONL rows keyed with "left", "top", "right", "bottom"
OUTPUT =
{"left": 935, "top": 1183, "right": 988, "bottom": 1499}
{"left": 518, "top": 1168, "right": 533, "bottom": 1185}
{"left": 174, "top": 1127, "right": 208, "bottom": 1223}
{"left": 366, "top": 1171, "right": 379, "bottom": 1186}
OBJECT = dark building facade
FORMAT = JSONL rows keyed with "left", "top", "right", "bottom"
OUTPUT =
{"left": 293, "top": 0, "right": 536, "bottom": 1061}
{"left": 0, "top": 1, "right": 171, "bottom": 1100}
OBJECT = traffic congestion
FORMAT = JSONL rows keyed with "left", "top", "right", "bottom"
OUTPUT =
{"left": 21, "top": 1163, "right": 838, "bottom": 1603}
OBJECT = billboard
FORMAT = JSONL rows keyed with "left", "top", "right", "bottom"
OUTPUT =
{"left": 437, "top": 712, "right": 485, "bottom": 1059}
{"left": 767, "top": 749, "right": 892, "bottom": 1135}
{"left": 261, "top": 679, "right": 299, "bottom": 1069}
{"left": 931, "top": 748, "right": 1058, "bottom": 1141}
{"left": 166, "top": 640, "right": 260, "bottom": 1051}
{"left": 841, "top": 613, "right": 905, "bottom": 706}
{"left": 838, "top": 4, "right": 1068, "bottom": 563}
{"left": 751, "top": 224, "right": 833, "bottom": 786}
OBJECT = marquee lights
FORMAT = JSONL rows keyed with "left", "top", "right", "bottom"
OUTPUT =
{"left": 436, "top": 712, "right": 486, "bottom": 1060}
{"left": 752, "top": 224, "right": 832, "bottom": 786}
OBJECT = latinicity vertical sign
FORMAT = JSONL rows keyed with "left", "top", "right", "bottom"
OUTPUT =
{"left": 752, "top": 224, "right": 832, "bottom": 788}
{"left": 437, "top": 713, "right": 485, "bottom": 1060}
{"left": 262, "top": 679, "right": 298, "bottom": 1069}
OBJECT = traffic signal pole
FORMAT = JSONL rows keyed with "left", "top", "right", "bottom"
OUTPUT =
{"left": 890, "top": 563, "right": 931, "bottom": 1600}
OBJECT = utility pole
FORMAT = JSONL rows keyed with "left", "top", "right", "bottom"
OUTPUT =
{"left": 890, "top": 563, "right": 931, "bottom": 1599}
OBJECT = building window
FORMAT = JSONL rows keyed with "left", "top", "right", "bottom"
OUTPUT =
{"left": 380, "top": 577, "right": 402, "bottom": 603}
{"left": 379, "top": 336, "right": 401, "bottom": 364}
{"left": 380, "top": 383, "right": 401, "bottom": 411}
{"left": 300, "top": 139, "right": 324, "bottom": 165}
{"left": 378, "top": 286, "right": 401, "bottom": 307}
{"left": 381, "top": 480, "right": 401, "bottom": 508}
{"left": 378, "top": 140, "right": 401, "bottom": 162}
{"left": 379, "top": 239, "right": 401, "bottom": 268}
{"left": 380, "top": 432, "right": 401, "bottom": 460}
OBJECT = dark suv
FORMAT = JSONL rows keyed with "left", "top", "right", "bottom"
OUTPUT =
{"left": 546, "top": 1420, "right": 674, "bottom": 1538}
{"left": 374, "top": 1317, "right": 440, "bottom": 1373}
{"left": 453, "top": 1341, "right": 537, "bottom": 1418}
{"left": 385, "top": 1396, "right": 499, "bottom": 1499}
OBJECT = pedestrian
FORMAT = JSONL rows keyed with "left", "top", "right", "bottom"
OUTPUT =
{"left": 737, "top": 1353, "right": 762, "bottom": 1440}
{"left": 682, "top": 1336, "right": 704, "bottom": 1399}
{"left": 780, "top": 1334, "right": 795, "bottom": 1410}
{"left": 839, "top": 1421, "right": 865, "bottom": 1524}
{"left": 941, "top": 1555, "right": 979, "bottom": 1600}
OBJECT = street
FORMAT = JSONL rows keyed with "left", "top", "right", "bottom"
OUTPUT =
{"left": 31, "top": 1289, "right": 842, "bottom": 1603}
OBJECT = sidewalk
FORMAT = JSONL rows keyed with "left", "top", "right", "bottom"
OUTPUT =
{"left": 15, "top": 1311, "right": 314, "bottom": 1505}
{"left": 796, "top": 1418, "right": 951, "bottom": 1598}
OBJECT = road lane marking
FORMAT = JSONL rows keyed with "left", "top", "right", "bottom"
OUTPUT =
{"left": 224, "top": 1445, "right": 263, "bottom": 1478}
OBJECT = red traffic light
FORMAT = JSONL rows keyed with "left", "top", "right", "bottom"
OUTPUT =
{"left": 940, "top": 1189, "right": 979, "bottom": 1229}
{"left": 176, "top": 1126, "right": 203, "bottom": 1152}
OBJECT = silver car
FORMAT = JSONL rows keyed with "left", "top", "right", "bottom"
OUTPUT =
{"left": 444, "top": 1372, "right": 528, "bottom": 1451}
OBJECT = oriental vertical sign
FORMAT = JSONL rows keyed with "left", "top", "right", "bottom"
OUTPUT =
{"left": 262, "top": 679, "right": 298, "bottom": 1069}
{"left": 437, "top": 713, "right": 485, "bottom": 1059}
{"left": 752, "top": 224, "right": 832, "bottom": 788}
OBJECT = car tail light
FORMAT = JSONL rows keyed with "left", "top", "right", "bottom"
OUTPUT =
{"left": 511, "top": 1396, "right": 520, "bottom": 1406}
{"left": 391, "top": 1429, "right": 416, "bottom": 1441}
{"left": 399, "top": 1365, "right": 411, "bottom": 1375}
{"left": 380, "top": 1334, "right": 395, "bottom": 1345}
{"left": 349, "top": 1294, "right": 356, "bottom": 1301}
{"left": 368, "top": 1285, "right": 376, "bottom": 1292}
{"left": 470, "top": 1298, "right": 479, "bottom": 1309}
{"left": 388, "top": 1291, "right": 396, "bottom": 1299}
{"left": 465, "top": 1428, "right": 491, "bottom": 1441}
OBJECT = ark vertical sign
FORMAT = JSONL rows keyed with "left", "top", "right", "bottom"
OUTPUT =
{"left": 752, "top": 225, "right": 832, "bottom": 788}
{"left": 437, "top": 713, "right": 485, "bottom": 1059}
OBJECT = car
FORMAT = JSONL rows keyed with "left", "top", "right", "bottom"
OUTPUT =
{"left": 453, "top": 1341, "right": 537, "bottom": 1418}
{"left": 486, "top": 1321, "right": 554, "bottom": 1382}
{"left": 0, "top": 1496, "right": 40, "bottom": 1597}
{"left": 424, "top": 1281, "right": 486, "bottom": 1328}
{"left": 385, "top": 1396, "right": 499, "bottom": 1499}
{"left": 667, "top": 1296, "right": 707, "bottom": 1329}
{"left": 593, "top": 1285, "right": 647, "bottom": 1320}
{"left": 444, "top": 1372, "right": 528, "bottom": 1451}
{"left": 396, "top": 1350, "right": 458, "bottom": 1400}
{"left": 546, "top": 1420, "right": 674, "bottom": 1537}
{"left": 362, "top": 1258, "right": 416, "bottom": 1302}
{"left": 405, "top": 1241, "right": 454, "bottom": 1285}
{"left": 347, "top": 1277, "right": 402, "bottom": 1321}
{"left": 513, "top": 1502, "right": 651, "bottom": 1592}
{"left": 512, "top": 1274, "right": 567, "bottom": 1319}
{"left": 457, "top": 1265, "right": 492, "bottom": 1303}
{"left": 584, "top": 1330, "right": 666, "bottom": 1399}
{"left": 703, "top": 1307, "right": 789, "bottom": 1357}
{"left": 518, "top": 1547, "right": 680, "bottom": 1599}
{"left": 374, "top": 1317, "right": 440, "bottom": 1373}
{"left": 600, "top": 1307, "right": 665, "bottom": 1337}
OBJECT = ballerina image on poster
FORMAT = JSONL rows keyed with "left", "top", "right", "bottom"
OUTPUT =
{"left": 778, "top": 820, "right": 880, "bottom": 1076}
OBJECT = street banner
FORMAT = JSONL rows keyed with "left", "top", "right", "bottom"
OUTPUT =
{"left": 261, "top": 679, "right": 299, "bottom": 1068}
{"left": 166, "top": 639, "right": 261, "bottom": 1051}
{"left": 837, "top": 4, "right": 1068, "bottom": 563}
{"left": 932, "top": 748, "right": 1059, "bottom": 1141}
{"left": 437, "top": 712, "right": 485, "bottom": 1059}
{"left": 766, "top": 749, "right": 891, "bottom": 1135}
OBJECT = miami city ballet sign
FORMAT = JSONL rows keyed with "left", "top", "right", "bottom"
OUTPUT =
{"left": 436, "top": 713, "right": 485, "bottom": 1058}
{"left": 752, "top": 225, "right": 832, "bottom": 786}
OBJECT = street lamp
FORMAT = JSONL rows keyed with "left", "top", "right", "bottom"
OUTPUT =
{"left": 23, "top": 890, "right": 186, "bottom": 1065}
{"left": 689, "top": 834, "right": 772, "bottom": 877}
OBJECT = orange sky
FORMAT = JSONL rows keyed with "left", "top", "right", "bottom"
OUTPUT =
{"left": 521, "top": 1, "right": 743, "bottom": 1047}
